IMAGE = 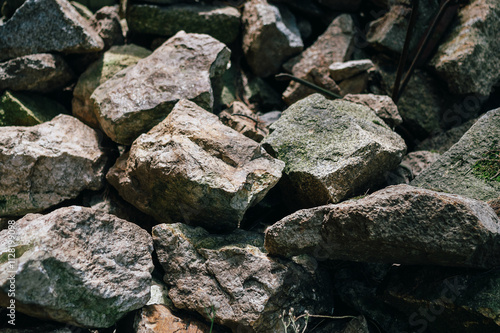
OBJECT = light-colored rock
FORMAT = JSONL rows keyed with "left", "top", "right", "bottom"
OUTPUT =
{"left": 258, "top": 110, "right": 281, "bottom": 128}
{"left": 0, "top": 54, "right": 74, "bottom": 93}
{"left": 72, "top": 44, "right": 152, "bottom": 129}
{"left": 283, "top": 14, "right": 354, "bottom": 78}
{"left": 71, "top": 1, "right": 94, "bottom": 21}
{"left": 343, "top": 93, "right": 402, "bottom": 128}
{"left": 152, "top": 223, "right": 333, "bottom": 333}
{"left": 412, "top": 108, "right": 500, "bottom": 201}
{"left": 431, "top": 0, "right": 500, "bottom": 96}
{"left": 382, "top": 265, "right": 500, "bottom": 332}
{"left": 0, "top": 115, "right": 108, "bottom": 216}
{"left": 265, "top": 184, "right": 500, "bottom": 268}
{"left": 329, "top": 59, "right": 374, "bottom": 82}
{"left": 262, "top": 94, "right": 406, "bottom": 208}
{"left": 0, "top": 0, "right": 104, "bottom": 61}
{"left": 107, "top": 99, "right": 284, "bottom": 232}
{"left": 337, "top": 72, "right": 369, "bottom": 95}
{"left": 219, "top": 101, "right": 268, "bottom": 142}
{"left": 282, "top": 67, "right": 343, "bottom": 106}
{"left": 90, "top": 5, "right": 124, "bottom": 50}
{"left": 242, "top": 0, "right": 303, "bottom": 77}
{"left": 91, "top": 31, "right": 231, "bottom": 145}
{"left": 127, "top": 4, "right": 241, "bottom": 46}
{"left": 0, "top": 90, "right": 66, "bottom": 126}
{"left": 0, "top": 206, "right": 154, "bottom": 328}
{"left": 133, "top": 304, "right": 213, "bottom": 333}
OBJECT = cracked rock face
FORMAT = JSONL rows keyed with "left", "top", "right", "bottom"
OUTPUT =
{"left": 91, "top": 31, "right": 231, "bottom": 145}
{"left": 107, "top": 99, "right": 284, "bottom": 232}
{"left": 152, "top": 223, "right": 333, "bottom": 333}
{"left": 265, "top": 184, "right": 500, "bottom": 268}
{"left": 0, "top": 0, "right": 104, "bottom": 61}
{"left": 262, "top": 94, "right": 406, "bottom": 208}
{"left": 0, "top": 115, "right": 108, "bottom": 217}
{"left": 0, "top": 206, "right": 154, "bottom": 328}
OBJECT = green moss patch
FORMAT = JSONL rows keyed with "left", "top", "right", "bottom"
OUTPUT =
{"left": 472, "top": 148, "right": 500, "bottom": 182}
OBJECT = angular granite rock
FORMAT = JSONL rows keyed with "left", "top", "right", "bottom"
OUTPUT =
{"left": 107, "top": 99, "right": 284, "bottom": 232}
{"left": 91, "top": 31, "right": 231, "bottom": 145}
{"left": 0, "top": 206, "right": 154, "bottom": 328}
{"left": 329, "top": 59, "right": 374, "bottom": 82}
{"left": 0, "top": 0, "right": 104, "bottom": 61}
{"left": 72, "top": 44, "right": 152, "bottom": 129}
{"left": 343, "top": 93, "right": 402, "bottom": 128}
{"left": 382, "top": 265, "right": 500, "bottom": 332}
{"left": 412, "top": 108, "right": 500, "bottom": 201}
{"left": 90, "top": 5, "right": 124, "bottom": 50}
{"left": 283, "top": 14, "right": 354, "bottom": 78}
{"left": 219, "top": 101, "right": 268, "bottom": 142}
{"left": 127, "top": 4, "right": 241, "bottom": 45}
{"left": 262, "top": 94, "right": 406, "bottom": 208}
{"left": 265, "top": 184, "right": 500, "bottom": 268}
{"left": 0, "top": 54, "right": 74, "bottom": 93}
{"left": 0, "top": 115, "right": 108, "bottom": 216}
{"left": 152, "top": 223, "right": 333, "bottom": 333}
{"left": 0, "top": 90, "right": 66, "bottom": 126}
{"left": 431, "top": 0, "right": 500, "bottom": 96}
{"left": 242, "top": 0, "right": 303, "bottom": 77}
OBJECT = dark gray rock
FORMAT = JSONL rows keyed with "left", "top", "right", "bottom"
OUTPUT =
{"left": 265, "top": 184, "right": 500, "bottom": 268}
{"left": 0, "top": 0, "right": 104, "bottom": 61}
{"left": 90, "top": 5, "right": 124, "bottom": 50}
{"left": 412, "top": 108, "right": 500, "bottom": 201}
{"left": 0, "top": 54, "right": 74, "bottom": 93}
{"left": 0, "top": 206, "right": 154, "bottom": 328}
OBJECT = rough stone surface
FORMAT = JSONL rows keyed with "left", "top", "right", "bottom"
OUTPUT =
{"left": 412, "top": 108, "right": 500, "bottom": 201}
{"left": 0, "top": 115, "right": 108, "bottom": 216}
{"left": 0, "top": 54, "right": 74, "bottom": 93}
{"left": 329, "top": 59, "right": 374, "bottom": 81}
{"left": 0, "top": 90, "right": 66, "bottom": 126}
{"left": 366, "top": 0, "right": 440, "bottom": 54}
{"left": 107, "top": 99, "right": 284, "bottom": 232}
{"left": 127, "top": 4, "right": 241, "bottom": 46}
{"left": 0, "top": 206, "right": 154, "bottom": 328}
{"left": 262, "top": 94, "right": 406, "bottom": 208}
{"left": 72, "top": 44, "right": 152, "bottom": 129}
{"left": 219, "top": 101, "right": 268, "bottom": 142}
{"left": 91, "top": 31, "right": 231, "bottom": 145}
{"left": 0, "top": 0, "right": 104, "bottom": 61}
{"left": 242, "top": 0, "right": 303, "bottom": 78}
{"left": 90, "top": 5, "right": 124, "bottom": 50}
{"left": 265, "top": 184, "right": 500, "bottom": 268}
{"left": 382, "top": 265, "right": 500, "bottom": 332}
{"left": 283, "top": 14, "right": 354, "bottom": 78}
{"left": 152, "top": 223, "right": 333, "bottom": 333}
{"left": 133, "top": 304, "right": 213, "bottom": 333}
{"left": 343, "top": 93, "right": 402, "bottom": 128}
{"left": 431, "top": 0, "right": 500, "bottom": 96}
{"left": 283, "top": 67, "right": 343, "bottom": 106}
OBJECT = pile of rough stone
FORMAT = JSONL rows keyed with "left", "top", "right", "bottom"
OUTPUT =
{"left": 0, "top": 0, "right": 499, "bottom": 332}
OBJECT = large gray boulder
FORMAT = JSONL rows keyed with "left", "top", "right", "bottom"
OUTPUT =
{"left": 0, "top": 115, "right": 108, "bottom": 216}
{"left": 412, "top": 108, "right": 500, "bottom": 201}
{"left": 0, "top": 0, "right": 104, "bottom": 61}
{"left": 242, "top": 0, "right": 303, "bottom": 77}
{"left": 72, "top": 44, "right": 152, "bottom": 129}
{"left": 431, "top": 0, "right": 500, "bottom": 96}
{"left": 0, "top": 54, "right": 74, "bottom": 93}
{"left": 107, "top": 99, "right": 284, "bottom": 232}
{"left": 91, "top": 31, "right": 231, "bottom": 145}
{"left": 262, "top": 94, "right": 406, "bottom": 208}
{"left": 152, "top": 223, "right": 333, "bottom": 333}
{"left": 265, "top": 184, "right": 500, "bottom": 268}
{"left": 0, "top": 206, "right": 154, "bottom": 328}
{"left": 127, "top": 3, "right": 241, "bottom": 46}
